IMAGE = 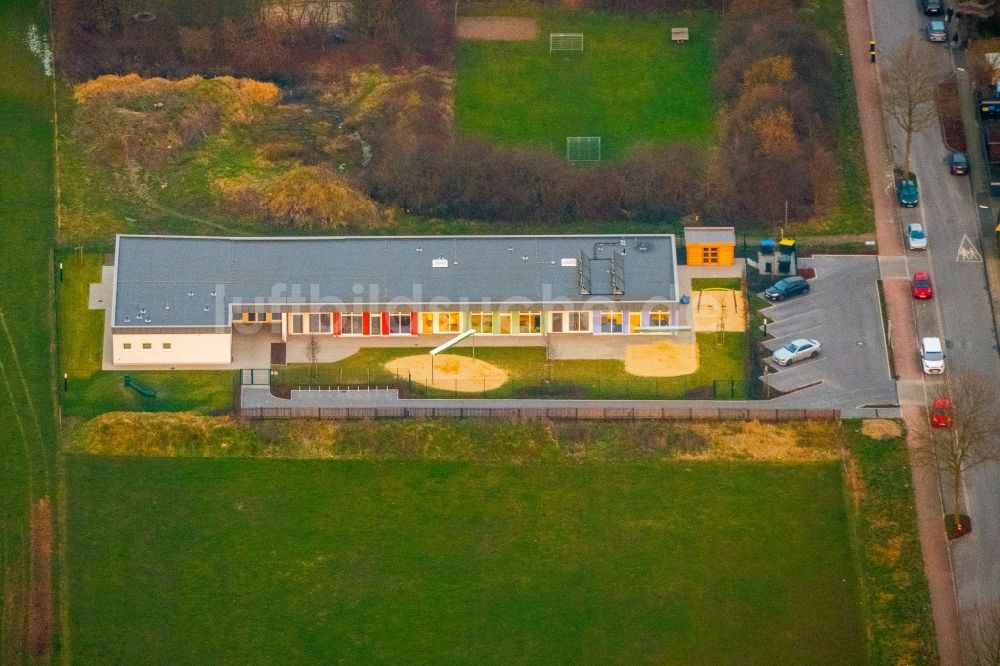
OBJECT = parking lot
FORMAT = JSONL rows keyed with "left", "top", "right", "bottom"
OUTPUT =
{"left": 759, "top": 256, "right": 898, "bottom": 409}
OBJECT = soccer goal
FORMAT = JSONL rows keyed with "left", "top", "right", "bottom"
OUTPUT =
{"left": 550, "top": 32, "right": 584, "bottom": 52}
{"left": 566, "top": 136, "right": 601, "bottom": 162}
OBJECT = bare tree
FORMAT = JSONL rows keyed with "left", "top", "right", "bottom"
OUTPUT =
{"left": 921, "top": 370, "right": 1000, "bottom": 533}
{"left": 967, "top": 605, "right": 1000, "bottom": 666}
{"left": 307, "top": 335, "right": 320, "bottom": 380}
{"left": 878, "top": 38, "right": 943, "bottom": 178}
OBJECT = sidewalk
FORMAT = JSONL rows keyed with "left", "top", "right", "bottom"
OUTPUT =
{"left": 843, "top": 0, "right": 963, "bottom": 664}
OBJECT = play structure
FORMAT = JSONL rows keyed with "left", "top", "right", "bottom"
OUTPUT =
{"left": 123, "top": 374, "right": 156, "bottom": 398}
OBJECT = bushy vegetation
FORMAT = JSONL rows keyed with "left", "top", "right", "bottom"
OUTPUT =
{"left": 54, "top": 0, "right": 454, "bottom": 81}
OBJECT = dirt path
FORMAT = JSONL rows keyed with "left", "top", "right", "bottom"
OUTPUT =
{"left": 456, "top": 17, "right": 539, "bottom": 41}
{"left": 843, "top": 0, "right": 963, "bottom": 663}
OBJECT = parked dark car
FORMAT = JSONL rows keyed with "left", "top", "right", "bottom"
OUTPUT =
{"left": 897, "top": 178, "right": 919, "bottom": 207}
{"left": 764, "top": 275, "right": 810, "bottom": 301}
{"left": 923, "top": 0, "right": 943, "bottom": 15}
{"left": 949, "top": 152, "right": 969, "bottom": 175}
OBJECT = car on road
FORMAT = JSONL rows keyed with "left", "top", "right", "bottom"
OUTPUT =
{"left": 949, "top": 152, "right": 969, "bottom": 175}
{"left": 931, "top": 398, "right": 952, "bottom": 428}
{"left": 912, "top": 271, "right": 933, "bottom": 299}
{"left": 907, "top": 223, "right": 927, "bottom": 250}
{"left": 772, "top": 338, "right": 821, "bottom": 366}
{"left": 897, "top": 178, "right": 919, "bottom": 207}
{"left": 926, "top": 20, "right": 948, "bottom": 42}
{"left": 920, "top": 336, "right": 945, "bottom": 374}
{"left": 764, "top": 275, "right": 810, "bottom": 301}
{"left": 922, "top": 0, "right": 943, "bottom": 14}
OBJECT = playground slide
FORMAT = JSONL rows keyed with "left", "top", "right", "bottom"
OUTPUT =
{"left": 123, "top": 374, "right": 156, "bottom": 398}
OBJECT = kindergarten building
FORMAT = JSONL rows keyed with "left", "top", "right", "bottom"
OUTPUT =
{"left": 109, "top": 234, "right": 682, "bottom": 366}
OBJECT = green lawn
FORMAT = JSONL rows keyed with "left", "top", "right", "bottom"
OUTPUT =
{"left": 844, "top": 421, "right": 938, "bottom": 664}
{"left": 455, "top": 10, "right": 718, "bottom": 159}
{"left": 68, "top": 454, "right": 864, "bottom": 664}
{"left": 274, "top": 333, "right": 747, "bottom": 399}
{"left": 0, "top": 0, "right": 59, "bottom": 660}
{"left": 56, "top": 251, "right": 235, "bottom": 420}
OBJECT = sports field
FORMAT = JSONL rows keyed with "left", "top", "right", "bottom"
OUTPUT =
{"left": 68, "top": 455, "right": 864, "bottom": 664}
{"left": 455, "top": 11, "right": 718, "bottom": 159}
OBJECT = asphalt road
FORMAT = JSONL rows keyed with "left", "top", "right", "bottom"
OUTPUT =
{"left": 870, "top": 0, "right": 1000, "bottom": 626}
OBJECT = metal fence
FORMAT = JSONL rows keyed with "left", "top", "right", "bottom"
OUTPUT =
{"left": 238, "top": 406, "right": 840, "bottom": 422}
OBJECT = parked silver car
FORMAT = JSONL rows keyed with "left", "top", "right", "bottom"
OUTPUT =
{"left": 772, "top": 339, "right": 822, "bottom": 366}
{"left": 907, "top": 223, "right": 927, "bottom": 250}
{"left": 926, "top": 20, "right": 947, "bottom": 42}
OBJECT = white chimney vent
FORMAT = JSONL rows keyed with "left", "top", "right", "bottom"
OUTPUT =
{"left": 432, "top": 257, "right": 449, "bottom": 268}
{"left": 560, "top": 257, "right": 578, "bottom": 267}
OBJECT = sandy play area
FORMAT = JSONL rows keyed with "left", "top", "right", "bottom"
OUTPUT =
{"left": 456, "top": 17, "right": 539, "bottom": 41}
{"left": 385, "top": 354, "right": 509, "bottom": 392}
{"left": 691, "top": 289, "right": 747, "bottom": 332}
{"left": 624, "top": 340, "right": 699, "bottom": 377}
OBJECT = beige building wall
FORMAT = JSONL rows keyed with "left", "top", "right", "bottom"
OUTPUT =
{"left": 113, "top": 332, "right": 232, "bottom": 365}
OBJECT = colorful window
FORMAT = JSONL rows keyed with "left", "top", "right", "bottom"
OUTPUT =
{"left": 649, "top": 311, "right": 671, "bottom": 328}
{"left": 421, "top": 312, "right": 434, "bottom": 334}
{"left": 471, "top": 313, "right": 493, "bottom": 334}
{"left": 498, "top": 313, "right": 512, "bottom": 335}
{"left": 702, "top": 247, "right": 719, "bottom": 264}
{"left": 600, "top": 312, "right": 623, "bottom": 333}
{"left": 369, "top": 314, "right": 382, "bottom": 335}
{"left": 437, "top": 311, "right": 461, "bottom": 333}
{"left": 518, "top": 312, "right": 541, "bottom": 334}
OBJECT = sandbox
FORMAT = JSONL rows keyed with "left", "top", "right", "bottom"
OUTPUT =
{"left": 691, "top": 289, "right": 747, "bottom": 332}
{"left": 624, "top": 340, "right": 699, "bottom": 377}
{"left": 385, "top": 354, "right": 509, "bottom": 392}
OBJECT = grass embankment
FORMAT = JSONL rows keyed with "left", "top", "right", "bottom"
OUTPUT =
{"left": 844, "top": 421, "right": 938, "bottom": 664}
{"left": 70, "top": 413, "right": 842, "bottom": 461}
{"left": 455, "top": 10, "right": 718, "bottom": 159}
{"left": 274, "top": 334, "right": 747, "bottom": 399}
{"left": 56, "top": 251, "right": 234, "bottom": 420}
{"left": 0, "top": 0, "right": 58, "bottom": 659}
{"left": 67, "top": 417, "right": 863, "bottom": 663}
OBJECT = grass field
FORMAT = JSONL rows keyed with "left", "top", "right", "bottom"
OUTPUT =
{"left": 56, "top": 251, "right": 234, "bottom": 420}
{"left": 68, "top": 453, "right": 864, "bottom": 664}
{"left": 455, "top": 10, "right": 718, "bottom": 159}
{"left": 273, "top": 333, "right": 747, "bottom": 399}
{"left": 843, "top": 421, "right": 938, "bottom": 663}
{"left": 0, "top": 1, "right": 59, "bottom": 660}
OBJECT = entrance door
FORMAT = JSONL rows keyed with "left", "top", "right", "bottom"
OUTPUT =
{"left": 628, "top": 313, "right": 641, "bottom": 334}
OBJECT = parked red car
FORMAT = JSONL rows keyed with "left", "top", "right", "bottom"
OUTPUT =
{"left": 931, "top": 398, "right": 952, "bottom": 428}
{"left": 912, "top": 271, "right": 933, "bottom": 299}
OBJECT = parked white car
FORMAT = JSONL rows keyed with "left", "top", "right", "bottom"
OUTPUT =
{"left": 907, "top": 223, "right": 927, "bottom": 250}
{"left": 920, "top": 336, "right": 945, "bottom": 374}
{"left": 773, "top": 339, "right": 822, "bottom": 366}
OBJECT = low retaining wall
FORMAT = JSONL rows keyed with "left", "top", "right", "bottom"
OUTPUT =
{"left": 238, "top": 406, "right": 840, "bottom": 421}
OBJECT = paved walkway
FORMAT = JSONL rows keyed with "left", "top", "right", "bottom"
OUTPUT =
{"left": 242, "top": 384, "right": 899, "bottom": 418}
{"left": 844, "top": 0, "right": 963, "bottom": 663}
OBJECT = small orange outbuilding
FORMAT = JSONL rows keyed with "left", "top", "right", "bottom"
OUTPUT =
{"left": 684, "top": 226, "right": 736, "bottom": 266}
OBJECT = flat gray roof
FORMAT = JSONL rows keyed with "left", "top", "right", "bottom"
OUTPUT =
{"left": 684, "top": 226, "right": 735, "bottom": 245}
{"left": 113, "top": 234, "right": 678, "bottom": 328}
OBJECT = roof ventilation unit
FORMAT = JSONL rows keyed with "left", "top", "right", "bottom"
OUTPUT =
{"left": 432, "top": 257, "right": 449, "bottom": 268}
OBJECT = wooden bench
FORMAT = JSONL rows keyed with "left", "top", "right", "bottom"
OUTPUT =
{"left": 670, "top": 27, "right": 689, "bottom": 43}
